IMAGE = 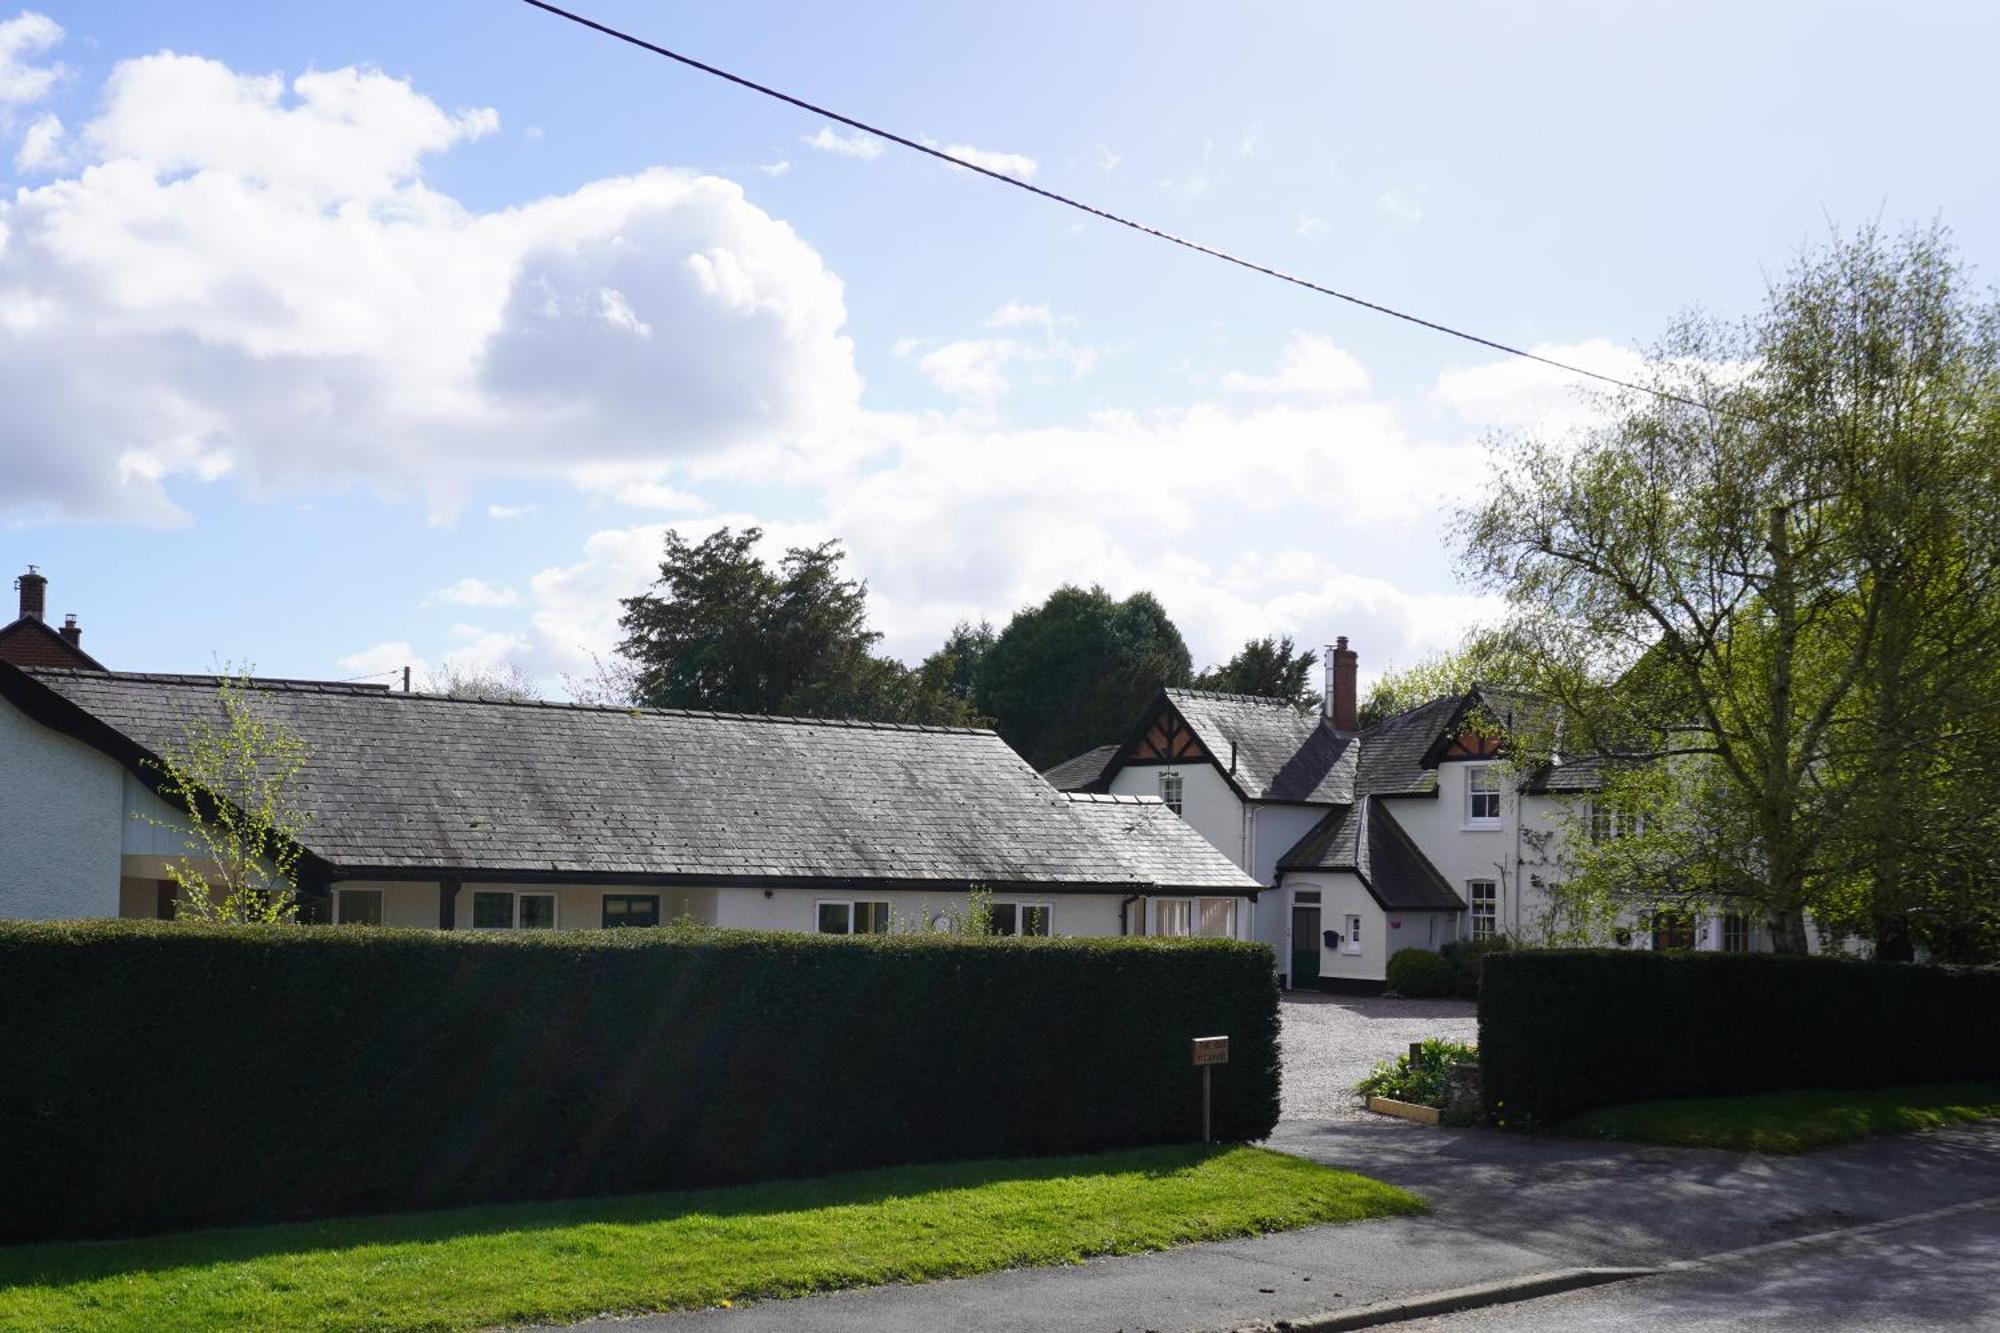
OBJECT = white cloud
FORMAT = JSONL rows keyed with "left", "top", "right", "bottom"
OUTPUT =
{"left": 1095, "top": 145, "right": 1120, "bottom": 172}
{"left": 1238, "top": 123, "right": 1265, "bottom": 157}
{"left": 1432, "top": 338, "right": 1641, "bottom": 434}
{"left": 0, "top": 51, "right": 864, "bottom": 523}
{"left": 337, "top": 641, "right": 421, "bottom": 682}
{"left": 1222, "top": 332, "right": 1370, "bottom": 399}
{"left": 425, "top": 577, "right": 519, "bottom": 608}
{"left": 13, "top": 108, "right": 57, "bottom": 169}
{"left": 0, "top": 10, "right": 61, "bottom": 107}
{"left": 487, "top": 503, "right": 534, "bottom": 521}
{"left": 1294, "top": 211, "right": 1327, "bottom": 238}
{"left": 757, "top": 158, "right": 790, "bottom": 177}
{"left": 902, "top": 302, "right": 1098, "bottom": 405}
{"left": 1376, "top": 185, "right": 1424, "bottom": 225}
{"left": 802, "top": 125, "right": 882, "bottom": 159}
{"left": 940, "top": 142, "right": 1036, "bottom": 179}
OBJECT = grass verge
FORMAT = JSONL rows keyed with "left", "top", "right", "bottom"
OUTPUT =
{"left": 1557, "top": 1081, "right": 2000, "bottom": 1154}
{"left": 0, "top": 1145, "right": 1420, "bottom": 1332}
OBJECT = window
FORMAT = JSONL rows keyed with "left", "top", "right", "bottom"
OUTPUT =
{"left": 1155, "top": 899, "right": 1192, "bottom": 936}
{"left": 466, "top": 891, "right": 557, "bottom": 929}
{"left": 1159, "top": 770, "right": 1184, "bottom": 815}
{"left": 518, "top": 894, "right": 557, "bottom": 929}
{"left": 335, "top": 888, "right": 383, "bottom": 925}
{"left": 1721, "top": 913, "right": 1750, "bottom": 953}
{"left": 602, "top": 894, "right": 660, "bottom": 928}
{"left": 1465, "top": 765, "right": 1501, "bottom": 826}
{"left": 472, "top": 891, "right": 513, "bottom": 929}
{"left": 991, "top": 902, "right": 1054, "bottom": 937}
{"left": 1342, "top": 913, "right": 1362, "bottom": 955}
{"left": 1588, "top": 801, "right": 1644, "bottom": 844}
{"left": 817, "top": 900, "right": 891, "bottom": 935}
{"left": 1651, "top": 911, "right": 1695, "bottom": 951}
{"left": 1198, "top": 898, "right": 1237, "bottom": 938}
{"left": 1468, "top": 879, "right": 1498, "bottom": 941}
{"left": 155, "top": 882, "right": 179, "bottom": 921}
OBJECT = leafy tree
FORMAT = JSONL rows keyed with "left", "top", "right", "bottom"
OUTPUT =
{"left": 427, "top": 662, "right": 541, "bottom": 703}
{"left": 1459, "top": 224, "right": 2000, "bottom": 958}
{"left": 1355, "top": 634, "right": 1520, "bottom": 728}
{"left": 921, "top": 621, "right": 995, "bottom": 709}
{"left": 143, "top": 671, "right": 312, "bottom": 924}
{"left": 617, "top": 527, "right": 978, "bottom": 725}
{"left": 976, "top": 585, "right": 1192, "bottom": 768}
{"left": 1192, "top": 635, "right": 1319, "bottom": 709}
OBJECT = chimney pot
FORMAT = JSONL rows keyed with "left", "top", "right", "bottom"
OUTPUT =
{"left": 15, "top": 566, "right": 46, "bottom": 622}
{"left": 1330, "top": 635, "right": 1359, "bottom": 732}
{"left": 60, "top": 613, "right": 81, "bottom": 647}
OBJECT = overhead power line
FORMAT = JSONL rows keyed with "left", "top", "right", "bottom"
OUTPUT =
{"left": 519, "top": 0, "right": 1710, "bottom": 413}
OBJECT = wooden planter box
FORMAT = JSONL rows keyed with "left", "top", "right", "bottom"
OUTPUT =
{"left": 1366, "top": 1095, "right": 1442, "bottom": 1125}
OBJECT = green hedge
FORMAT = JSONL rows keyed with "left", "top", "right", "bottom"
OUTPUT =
{"left": 1385, "top": 948, "right": 1456, "bottom": 998}
{"left": 0, "top": 920, "right": 1279, "bottom": 1243}
{"left": 1480, "top": 950, "right": 2000, "bottom": 1126}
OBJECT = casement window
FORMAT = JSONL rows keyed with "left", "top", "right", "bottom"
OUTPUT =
{"left": 1465, "top": 765, "right": 1502, "bottom": 826}
{"left": 602, "top": 894, "right": 660, "bottom": 928}
{"left": 990, "top": 902, "right": 1053, "bottom": 937}
{"left": 1468, "top": 879, "right": 1498, "bottom": 941}
{"left": 335, "top": 888, "right": 383, "bottom": 926}
{"left": 1721, "top": 913, "right": 1750, "bottom": 953}
{"left": 1650, "top": 911, "right": 1695, "bottom": 951}
{"left": 1159, "top": 770, "right": 1184, "bottom": 816}
{"left": 472, "top": 891, "right": 558, "bottom": 930}
{"left": 1588, "top": 801, "right": 1644, "bottom": 844}
{"left": 1199, "top": 898, "right": 1237, "bottom": 938}
{"left": 816, "top": 899, "right": 891, "bottom": 935}
{"left": 1342, "top": 913, "right": 1363, "bottom": 955}
{"left": 1155, "top": 898, "right": 1193, "bottom": 936}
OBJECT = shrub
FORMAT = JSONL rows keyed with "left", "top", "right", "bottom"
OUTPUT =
{"left": 1385, "top": 948, "right": 1456, "bottom": 998}
{"left": 1480, "top": 950, "right": 2000, "bottom": 1127}
{"left": 1358, "top": 1038, "right": 1478, "bottom": 1107}
{"left": 1440, "top": 935, "right": 1513, "bottom": 998}
{"left": 0, "top": 920, "right": 1280, "bottom": 1243}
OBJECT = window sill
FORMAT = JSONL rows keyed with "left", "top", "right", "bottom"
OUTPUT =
{"left": 1461, "top": 822, "right": 1503, "bottom": 832}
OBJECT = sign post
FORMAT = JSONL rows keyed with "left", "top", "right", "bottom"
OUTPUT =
{"left": 1190, "top": 1035, "right": 1230, "bottom": 1144}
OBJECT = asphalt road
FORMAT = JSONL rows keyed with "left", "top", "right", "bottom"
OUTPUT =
{"left": 1392, "top": 1198, "right": 2000, "bottom": 1332}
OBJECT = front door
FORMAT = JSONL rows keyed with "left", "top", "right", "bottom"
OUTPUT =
{"left": 1290, "top": 904, "right": 1321, "bottom": 989}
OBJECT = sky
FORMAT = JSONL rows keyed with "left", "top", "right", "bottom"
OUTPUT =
{"left": 2, "top": 1, "right": 1995, "bottom": 695}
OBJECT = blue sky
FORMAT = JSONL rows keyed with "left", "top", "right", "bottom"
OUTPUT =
{"left": 3, "top": 1, "right": 1995, "bottom": 691}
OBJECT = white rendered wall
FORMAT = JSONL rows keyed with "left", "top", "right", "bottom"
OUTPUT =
{"left": 1108, "top": 763, "right": 1246, "bottom": 869}
{"left": 0, "top": 694, "right": 123, "bottom": 920}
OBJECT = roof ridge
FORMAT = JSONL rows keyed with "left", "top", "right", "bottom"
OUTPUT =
{"left": 1166, "top": 685, "right": 1303, "bottom": 707}
{"left": 26, "top": 667, "right": 393, "bottom": 695}
{"left": 389, "top": 691, "right": 996, "bottom": 735}
{"left": 1062, "top": 792, "right": 1165, "bottom": 805}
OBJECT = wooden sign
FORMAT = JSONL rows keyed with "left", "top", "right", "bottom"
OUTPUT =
{"left": 1191, "top": 1036, "right": 1230, "bottom": 1067}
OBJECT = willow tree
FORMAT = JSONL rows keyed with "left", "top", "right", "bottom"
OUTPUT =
{"left": 1459, "top": 224, "right": 2000, "bottom": 957}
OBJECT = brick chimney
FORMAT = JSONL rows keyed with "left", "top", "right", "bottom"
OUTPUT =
{"left": 60, "top": 613, "right": 82, "bottom": 647}
{"left": 14, "top": 566, "right": 46, "bottom": 622}
{"left": 1329, "top": 635, "right": 1358, "bottom": 732}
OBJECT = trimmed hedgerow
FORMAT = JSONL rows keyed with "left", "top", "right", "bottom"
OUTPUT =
{"left": 0, "top": 919, "right": 1279, "bottom": 1243}
{"left": 1479, "top": 949, "right": 2000, "bottom": 1127}
{"left": 1384, "top": 948, "right": 1456, "bottom": 998}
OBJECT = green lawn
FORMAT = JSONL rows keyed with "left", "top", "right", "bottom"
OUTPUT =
{"left": 1558, "top": 1081, "right": 2000, "bottom": 1154}
{"left": 0, "top": 1145, "right": 1420, "bottom": 1332}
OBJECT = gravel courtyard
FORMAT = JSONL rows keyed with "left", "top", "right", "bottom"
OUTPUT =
{"left": 1279, "top": 992, "right": 1479, "bottom": 1120}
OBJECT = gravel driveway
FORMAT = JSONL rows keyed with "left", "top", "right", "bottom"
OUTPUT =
{"left": 1279, "top": 991, "right": 1478, "bottom": 1120}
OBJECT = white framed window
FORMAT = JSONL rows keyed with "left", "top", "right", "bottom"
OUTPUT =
{"left": 1588, "top": 800, "right": 1644, "bottom": 844}
{"left": 1155, "top": 898, "right": 1192, "bottom": 936}
{"left": 1197, "top": 898, "right": 1237, "bottom": 938}
{"left": 1340, "top": 913, "right": 1362, "bottom": 955}
{"left": 1465, "top": 765, "right": 1502, "bottom": 827}
{"left": 1468, "top": 879, "right": 1498, "bottom": 941}
{"left": 1159, "top": 770, "right": 1184, "bottom": 815}
{"left": 816, "top": 899, "right": 890, "bottom": 935}
{"left": 335, "top": 888, "right": 383, "bottom": 925}
{"left": 1721, "top": 913, "right": 1750, "bottom": 953}
{"left": 991, "top": 902, "right": 1053, "bottom": 937}
{"left": 470, "top": 890, "right": 558, "bottom": 930}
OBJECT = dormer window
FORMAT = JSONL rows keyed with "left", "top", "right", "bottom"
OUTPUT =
{"left": 1465, "top": 764, "right": 1501, "bottom": 827}
{"left": 1159, "top": 770, "right": 1184, "bottom": 816}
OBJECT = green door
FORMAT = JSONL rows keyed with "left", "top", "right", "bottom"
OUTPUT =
{"left": 1290, "top": 904, "right": 1321, "bottom": 988}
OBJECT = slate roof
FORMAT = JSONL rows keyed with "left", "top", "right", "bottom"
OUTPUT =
{"left": 1041, "top": 744, "right": 1121, "bottom": 792}
{"left": 7, "top": 666, "right": 1260, "bottom": 894}
{"left": 1275, "top": 796, "right": 1466, "bottom": 911}
{"left": 1352, "top": 695, "right": 1460, "bottom": 796}
{"left": 1162, "top": 688, "right": 1356, "bottom": 804}
{"left": 1060, "top": 795, "right": 1261, "bottom": 892}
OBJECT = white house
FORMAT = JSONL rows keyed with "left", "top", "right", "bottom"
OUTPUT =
{"left": 1044, "top": 636, "right": 1768, "bottom": 990}
{"left": 0, "top": 662, "right": 1261, "bottom": 935}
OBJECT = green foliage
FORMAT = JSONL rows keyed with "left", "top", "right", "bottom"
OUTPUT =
{"left": 0, "top": 1147, "right": 1421, "bottom": 1333}
{"left": 140, "top": 670, "right": 311, "bottom": 925}
{"left": 1458, "top": 224, "right": 2000, "bottom": 957}
{"left": 1357, "top": 1037, "right": 1479, "bottom": 1107}
{"left": 1439, "top": 935, "right": 1513, "bottom": 998}
{"left": 616, "top": 527, "right": 979, "bottom": 725}
{"left": 1478, "top": 950, "right": 2000, "bottom": 1126}
{"left": 1192, "top": 635, "right": 1319, "bottom": 709}
{"left": 975, "top": 584, "right": 1193, "bottom": 769}
{"left": 1355, "top": 633, "right": 1522, "bottom": 729}
{"left": 1384, "top": 947, "right": 1457, "bottom": 998}
{"left": 1556, "top": 1082, "right": 2000, "bottom": 1154}
{"left": 0, "top": 919, "right": 1281, "bottom": 1243}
